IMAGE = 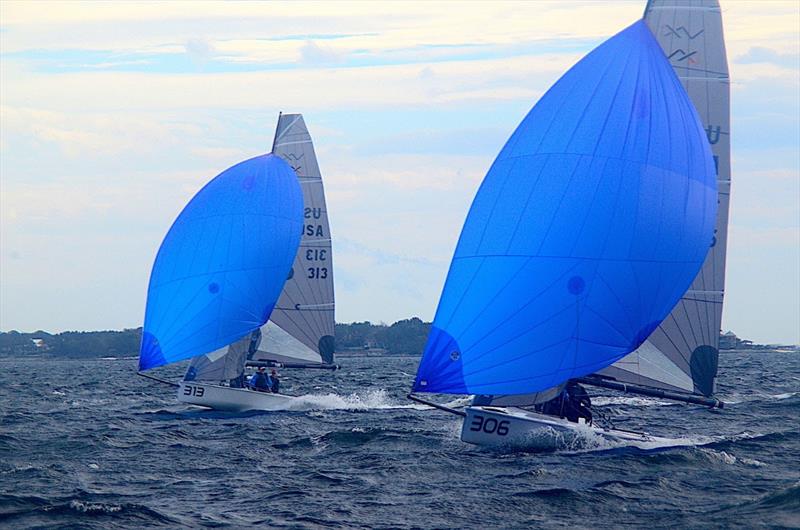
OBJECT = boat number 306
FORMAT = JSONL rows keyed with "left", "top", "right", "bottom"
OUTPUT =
{"left": 469, "top": 415, "right": 510, "bottom": 436}
{"left": 183, "top": 385, "right": 205, "bottom": 397}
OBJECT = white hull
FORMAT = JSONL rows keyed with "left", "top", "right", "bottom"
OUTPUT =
{"left": 461, "top": 406, "right": 670, "bottom": 451}
{"left": 177, "top": 381, "right": 300, "bottom": 412}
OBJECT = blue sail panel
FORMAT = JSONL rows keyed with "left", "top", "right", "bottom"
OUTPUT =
{"left": 139, "top": 154, "right": 303, "bottom": 371}
{"left": 413, "top": 20, "right": 717, "bottom": 395}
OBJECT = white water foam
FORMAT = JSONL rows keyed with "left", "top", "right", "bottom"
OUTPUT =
{"left": 283, "top": 389, "right": 476, "bottom": 413}
{"left": 695, "top": 447, "right": 768, "bottom": 467}
{"left": 285, "top": 389, "right": 427, "bottom": 412}
{"left": 67, "top": 500, "right": 122, "bottom": 513}
{"left": 592, "top": 396, "right": 677, "bottom": 407}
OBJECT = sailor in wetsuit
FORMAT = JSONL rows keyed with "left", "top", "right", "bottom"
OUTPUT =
{"left": 269, "top": 368, "right": 280, "bottom": 393}
{"left": 249, "top": 366, "right": 272, "bottom": 392}
{"left": 535, "top": 381, "right": 592, "bottom": 424}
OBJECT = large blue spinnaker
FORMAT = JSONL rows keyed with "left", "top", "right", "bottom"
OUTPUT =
{"left": 413, "top": 20, "right": 717, "bottom": 395}
{"left": 139, "top": 154, "right": 303, "bottom": 371}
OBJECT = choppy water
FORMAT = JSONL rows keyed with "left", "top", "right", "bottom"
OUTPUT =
{"left": 1, "top": 351, "right": 798, "bottom": 529}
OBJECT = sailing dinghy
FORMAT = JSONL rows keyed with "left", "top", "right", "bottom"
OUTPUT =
{"left": 139, "top": 114, "right": 337, "bottom": 412}
{"left": 409, "top": 2, "right": 728, "bottom": 449}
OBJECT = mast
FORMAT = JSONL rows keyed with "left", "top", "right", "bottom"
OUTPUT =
{"left": 271, "top": 111, "right": 282, "bottom": 153}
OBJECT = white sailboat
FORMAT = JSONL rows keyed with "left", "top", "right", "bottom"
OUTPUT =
{"left": 409, "top": 1, "right": 729, "bottom": 450}
{"left": 139, "top": 114, "right": 337, "bottom": 412}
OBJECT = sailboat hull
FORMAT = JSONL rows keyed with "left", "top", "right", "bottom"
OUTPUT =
{"left": 177, "top": 382, "right": 300, "bottom": 412}
{"left": 461, "top": 406, "right": 670, "bottom": 450}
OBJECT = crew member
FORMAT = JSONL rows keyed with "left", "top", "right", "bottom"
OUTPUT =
{"left": 249, "top": 366, "right": 272, "bottom": 392}
{"left": 270, "top": 368, "right": 280, "bottom": 393}
{"left": 535, "top": 381, "right": 592, "bottom": 424}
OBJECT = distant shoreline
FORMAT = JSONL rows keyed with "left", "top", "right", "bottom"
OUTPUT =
{"left": 2, "top": 322, "right": 796, "bottom": 359}
{"left": 0, "top": 318, "right": 433, "bottom": 359}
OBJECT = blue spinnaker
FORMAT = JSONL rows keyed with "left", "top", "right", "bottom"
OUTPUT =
{"left": 139, "top": 154, "right": 303, "bottom": 371}
{"left": 413, "top": 20, "right": 717, "bottom": 395}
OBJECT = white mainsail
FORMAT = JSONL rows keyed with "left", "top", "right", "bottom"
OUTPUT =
{"left": 252, "top": 113, "right": 336, "bottom": 365}
{"left": 598, "top": 0, "right": 731, "bottom": 397}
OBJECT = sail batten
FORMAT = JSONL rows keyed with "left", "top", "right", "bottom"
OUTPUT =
{"left": 413, "top": 20, "right": 717, "bottom": 396}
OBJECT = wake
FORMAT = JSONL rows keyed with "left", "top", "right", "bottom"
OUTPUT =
{"left": 284, "top": 389, "right": 434, "bottom": 412}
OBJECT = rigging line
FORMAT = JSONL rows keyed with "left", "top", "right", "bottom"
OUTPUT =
{"left": 137, "top": 372, "right": 179, "bottom": 388}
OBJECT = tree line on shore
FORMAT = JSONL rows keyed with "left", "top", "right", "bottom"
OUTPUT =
{"left": 2, "top": 321, "right": 781, "bottom": 359}
{"left": 0, "top": 317, "right": 432, "bottom": 358}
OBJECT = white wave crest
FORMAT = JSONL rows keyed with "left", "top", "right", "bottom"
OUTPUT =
{"left": 592, "top": 396, "right": 676, "bottom": 407}
{"left": 698, "top": 448, "right": 768, "bottom": 467}
{"left": 285, "top": 389, "right": 424, "bottom": 411}
{"left": 69, "top": 500, "right": 122, "bottom": 513}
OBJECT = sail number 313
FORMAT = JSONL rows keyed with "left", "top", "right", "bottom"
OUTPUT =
{"left": 308, "top": 267, "right": 328, "bottom": 279}
{"left": 183, "top": 385, "right": 204, "bottom": 397}
{"left": 469, "top": 414, "right": 510, "bottom": 436}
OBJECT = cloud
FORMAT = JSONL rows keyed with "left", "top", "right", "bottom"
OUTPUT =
{"left": 1, "top": 0, "right": 798, "bottom": 341}
{"left": 735, "top": 46, "right": 800, "bottom": 69}
{"left": 185, "top": 37, "right": 216, "bottom": 64}
{"left": 298, "top": 40, "right": 342, "bottom": 65}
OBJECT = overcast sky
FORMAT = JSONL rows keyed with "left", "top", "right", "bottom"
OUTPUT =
{"left": 1, "top": 1, "right": 798, "bottom": 344}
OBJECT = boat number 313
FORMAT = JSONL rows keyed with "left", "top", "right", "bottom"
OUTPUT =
{"left": 183, "top": 385, "right": 205, "bottom": 397}
{"left": 308, "top": 267, "right": 328, "bottom": 279}
{"left": 469, "top": 415, "right": 510, "bottom": 436}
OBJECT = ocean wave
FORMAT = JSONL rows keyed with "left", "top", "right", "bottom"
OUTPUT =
{"left": 286, "top": 389, "right": 423, "bottom": 411}
{"left": 592, "top": 396, "right": 678, "bottom": 407}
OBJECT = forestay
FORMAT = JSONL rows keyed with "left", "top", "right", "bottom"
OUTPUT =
{"left": 413, "top": 21, "right": 717, "bottom": 396}
{"left": 139, "top": 154, "right": 303, "bottom": 371}
{"left": 599, "top": 0, "right": 731, "bottom": 397}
